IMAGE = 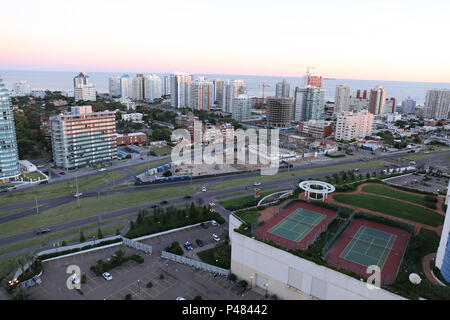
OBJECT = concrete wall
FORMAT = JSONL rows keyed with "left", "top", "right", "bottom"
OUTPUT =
{"left": 436, "top": 180, "right": 450, "bottom": 270}
{"left": 229, "top": 215, "right": 405, "bottom": 300}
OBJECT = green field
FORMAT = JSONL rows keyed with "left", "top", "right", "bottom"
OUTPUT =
{"left": 0, "top": 184, "right": 200, "bottom": 238}
{"left": 210, "top": 160, "right": 388, "bottom": 191}
{"left": 150, "top": 146, "right": 172, "bottom": 156}
{"left": 333, "top": 194, "right": 444, "bottom": 227}
{"left": 0, "top": 171, "right": 126, "bottom": 208}
{"left": 129, "top": 159, "right": 169, "bottom": 172}
{"left": 235, "top": 211, "right": 261, "bottom": 225}
{"left": 361, "top": 184, "right": 430, "bottom": 206}
{"left": 220, "top": 190, "right": 285, "bottom": 210}
{"left": 20, "top": 171, "right": 46, "bottom": 182}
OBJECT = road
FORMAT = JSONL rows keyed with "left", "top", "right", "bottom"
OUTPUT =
{"left": 0, "top": 149, "right": 448, "bottom": 250}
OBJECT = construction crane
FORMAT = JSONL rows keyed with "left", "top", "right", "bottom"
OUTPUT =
{"left": 257, "top": 82, "right": 271, "bottom": 107}
{"left": 295, "top": 65, "right": 316, "bottom": 85}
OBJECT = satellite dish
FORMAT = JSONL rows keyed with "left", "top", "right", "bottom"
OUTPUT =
{"left": 409, "top": 273, "right": 421, "bottom": 284}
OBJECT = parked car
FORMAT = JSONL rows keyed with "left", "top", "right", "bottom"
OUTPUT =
{"left": 102, "top": 272, "right": 112, "bottom": 281}
{"left": 211, "top": 220, "right": 218, "bottom": 226}
{"left": 196, "top": 239, "right": 204, "bottom": 247}
{"left": 36, "top": 227, "right": 51, "bottom": 235}
{"left": 212, "top": 234, "right": 220, "bottom": 242}
{"left": 183, "top": 241, "right": 193, "bottom": 251}
{"left": 176, "top": 297, "right": 186, "bottom": 300}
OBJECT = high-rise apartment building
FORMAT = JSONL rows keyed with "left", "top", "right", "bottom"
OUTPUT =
{"left": 368, "top": 85, "right": 386, "bottom": 115}
{"left": 223, "top": 80, "right": 247, "bottom": 113}
{"left": 0, "top": 78, "right": 20, "bottom": 182}
{"left": 293, "top": 86, "right": 325, "bottom": 122}
{"left": 189, "top": 78, "right": 214, "bottom": 111}
{"left": 131, "top": 74, "right": 145, "bottom": 101}
{"left": 161, "top": 75, "right": 170, "bottom": 96}
{"left": 307, "top": 74, "right": 323, "bottom": 88}
{"left": 401, "top": 97, "right": 416, "bottom": 114}
{"left": 49, "top": 106, "right": 117, "bottom": 170}
{"left": 436, "top": 180, "right": 450, "bottom": 282}
{"left": 74, "top": 72, "right": 96, "bottom": 102}
{"left": 232, "top": 94, "right": 251, "bottom": 122}
{"left": 335, "top": 110, "right": 374, "bottom": 141}
{"left": 109, "top": 75, "right": 122, "bottom": 98}
{"left": 144, "top": 74, "right": 162, "bottom": 102}
{"left": 275, "top": 79, "right": 290, "bottom": 98}
{"left": 424, "top": 89, "right": 450, "bottom": 119}
{"left": 213, "top": 79, "right": 224, "bottom": 108}
{"left": 170, "top": 72, "right": 193, "bottom": 108}
{"left": 266, "top": 96, "right": 294, "bottom": 128}
{"left": 334, "top": 83, "right": 351, "bottom": 113}
{"left": 120, "top": 74, "right": 130, "bottom": 98}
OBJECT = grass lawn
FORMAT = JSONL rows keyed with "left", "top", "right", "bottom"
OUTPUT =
{"left": 0, "top": 184, "right": 200, "bottom": 238}
{"left": 196, "top": 245, "right": 231, "bottom": 269}
{"left": 20, "top": 171, "right": 46, "bottom": 182}
{"left": 0, "top": 171, "right": 125, "bottom": 208}
{"left": 150, "top": 146, "right": 172, "bottom": 156}
{"left": 210, "top": 160, "right": 388, "bottom": 191}
{"left": 0, "top": 213, "right": 135, "bottom": 258}
{"left": 235, "top": 211, "right": 261, "bottom": 224}
{"left": 361, "top": 184, "right": 431, "bottom": 206}
{"left": 220, "top": 190, "right": 285, "bottom": 210}
{"left": 333, "top": 193, "right": 444, "bottom": 227}
{"left": 0, "top": 206, "right": 38, "bottom": 219}
{"left": 401, "top": 154, "right": 436, "bottom": 161}
{"left": 0, "top": 253, "right": 29, "bottom": 280}
{"left": 129, "top": 159, "right": 168, "bottom": 172}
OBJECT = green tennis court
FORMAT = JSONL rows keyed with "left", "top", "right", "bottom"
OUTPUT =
{"left": 340, "top": 226, "right": 396, "bottom": 269}
{"left": 268, "top": 208, "right": 326, "bottom": 242}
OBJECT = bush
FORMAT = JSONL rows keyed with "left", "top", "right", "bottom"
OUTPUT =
{"left": 167, "top": 241, "right": 183, "bottom": 255}
{"left": 146, "top": 282, "right": 153, "bottom": 288}
{"left": 81, "top": 274, "right": 87, "bottom": 284}
{"left": 228, "top": 273, "right": 237, "bottom": 281}
{"left": 125, "top": 293, "right": 132, "bottom": 300}
{"left": 159, "top": 274, "right": 164, "bottom": 280}
{"left": 194, "top": 295, "right": 202, "bottom": 300}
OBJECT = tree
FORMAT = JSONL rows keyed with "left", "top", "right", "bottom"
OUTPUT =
{"left": 162, "top": 170, "right": 172, "bottom": 177}
{"left": 366, "top": 172, "right": 371, "bottom": 179}
{"left": 137, "top": 211, "right": 144, "bottom": 225}
{"left": 97, "top": 228, "right": 103, "bottom": 239}
{"left": 79, "top": 231, "right": 85, "bottom": 243}
{"left": 196, "top": 197, "right": 204, "bottom": 207}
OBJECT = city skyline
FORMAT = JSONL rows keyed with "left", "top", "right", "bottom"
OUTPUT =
{"left": 1, "top": 0, "right": 450, "bottom": 83}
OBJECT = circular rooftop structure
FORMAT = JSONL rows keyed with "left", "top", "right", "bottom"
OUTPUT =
{"left": 299, "top": 180, "right": 336, "bottom": 201}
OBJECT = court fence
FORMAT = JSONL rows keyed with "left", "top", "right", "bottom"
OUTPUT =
{"left": 321, "top": 217, "right": 352, "bottom": 259}
{"left": 161, "top": 250, "right": 230, "bottom": 276}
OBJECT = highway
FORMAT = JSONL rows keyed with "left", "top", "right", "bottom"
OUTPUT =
{"left": 0, "top": 149, "right": 448, "bottom": 249}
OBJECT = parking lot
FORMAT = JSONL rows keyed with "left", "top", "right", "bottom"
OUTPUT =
{"left": 26, "top": 223, "right": 261, "bottom": 300}
{"left": 384, "top": 173, "right": 449, "bottom": 193}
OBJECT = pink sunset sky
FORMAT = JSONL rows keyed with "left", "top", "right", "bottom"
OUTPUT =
{"left": 1, "top": 0, "right": 449, "bottom": 82}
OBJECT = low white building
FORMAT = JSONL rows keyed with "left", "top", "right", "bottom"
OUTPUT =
{"left": 19, "top": 160, "right": 37, "bottom": 173}
{"left": 122, "top": 112, "right": 144, "bottom": 123}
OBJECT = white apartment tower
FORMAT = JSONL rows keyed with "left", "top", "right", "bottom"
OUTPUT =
{"left": 335, "top": 110, "right": 374, "bottom": 141}
{"left": 109, "top": 75, "right": 122, "bottom": 98}
{"left": 232, "top": 94, "right": 252, "bottom": 121}
{"left": 73, "top": 72, "right": 96, "bottom": 102}
{"left": 170, "top": 72, "right": 193, "bottom": 108}
{"left": 334, "top": 83, "right": 351, "bottom": 113}
{"left": 424, "top": 89, "right": 450, "bottom": 120}
{"left": 223, "top": 80, "right": 247, "bottom": 113}
{"left": 189, "top": 78, "right": 214, "bottom": 111}
{"left": 144, "top": 74, "right": 162, "bottom": 102}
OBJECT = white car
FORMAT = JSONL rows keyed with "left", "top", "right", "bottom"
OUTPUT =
{"left": 253, "top": 182, "right": 261, "bottom": 186}
{"left": 73, "top": 192, "right": 83, "bottom": 198}
{"left": 201, "top": 186, "right": 207, "bottom": 192}
{"left": 176, "top": 297, "right": 186, "bottom": 300}
{"left": 211, "top": 220, "right": 218, "bottom": 226}
{"left": 212, "top": 234, "right": 221, "bottom": 242}
{"left": 97, "top": 168, "right": 106, "bottom": 172}
{"left": 102, "top": 272, "right": 112, "bottom": 281}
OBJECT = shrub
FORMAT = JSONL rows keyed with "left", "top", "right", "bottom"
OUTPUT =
{"left": 159, "top": 274, "right": 164, "bottom": 280}
{"left": 228, "top": 273, "right": 237, "bottom": 281}
{"left": 194, "top": 295, "right": 202, "bottom": 300}
{"left": 81, "top": 274, "right": 87, "bottom": 284}
{"left": 146, "top": 282, "right": 153, "bottom": 288}
{"left": 167, "top": 241, "right": 183, "bottom": 256}
{"left": 125, "top": 293, "right": 132, "bottom": 300}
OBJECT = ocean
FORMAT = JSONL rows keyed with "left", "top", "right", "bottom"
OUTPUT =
{"left": 2, "top": 69, "right": 450, "bottom": 105}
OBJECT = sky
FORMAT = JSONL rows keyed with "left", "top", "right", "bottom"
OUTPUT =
{"left": 1, "top": 0, "right": 449, "bottom": 82}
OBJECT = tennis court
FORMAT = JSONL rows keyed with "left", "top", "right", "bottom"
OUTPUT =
{"left": 268, "top": 208, "right": 326, "bottom": 242}
{"left": 339, "top": 226, "right": 396, "bottom": 269}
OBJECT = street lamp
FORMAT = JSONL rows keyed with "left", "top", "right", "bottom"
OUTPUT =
{"left": 264, "top": 283, "right": 269, "bottom": 297}
{"left": 250, "top": 275, "right": 254, "bottom": 289}
{"left": 137, "top": 279, "right": 140, "bottom": 296}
